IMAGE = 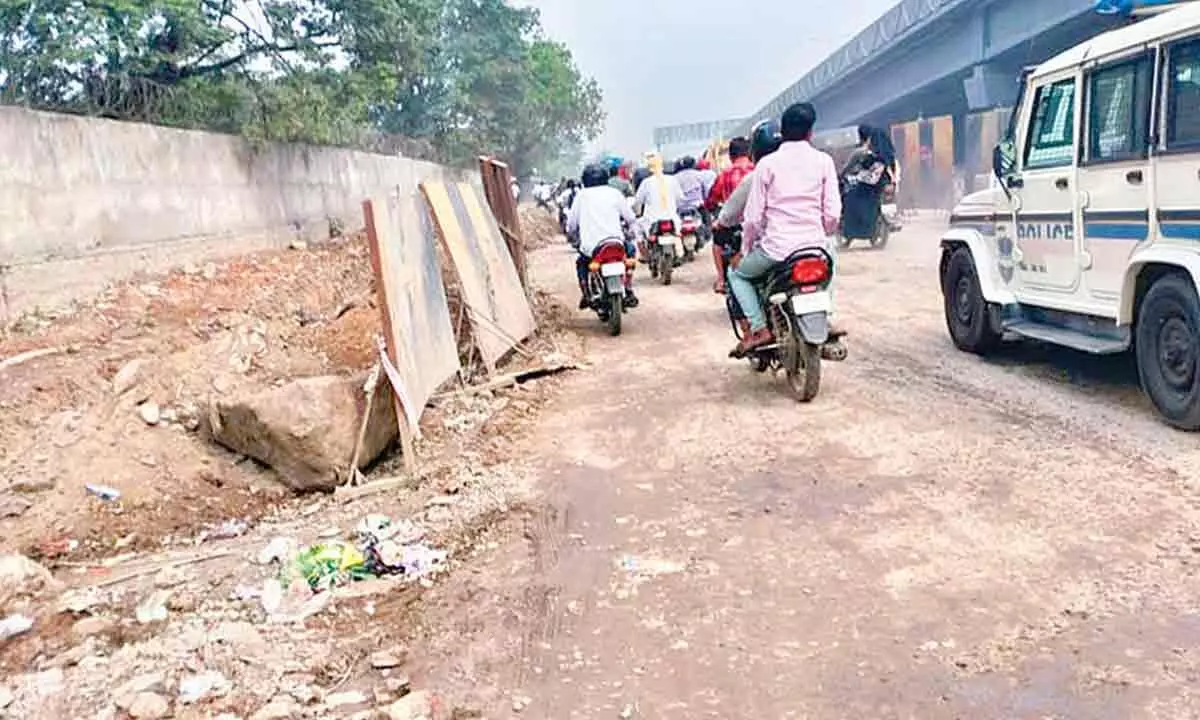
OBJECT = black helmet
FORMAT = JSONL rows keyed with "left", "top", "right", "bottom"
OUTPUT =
{"left": 678, "top": 155, "right": 696, "bottom": 170}
{"left": 750, "top": 119, "right": 782, "bottom": 162}
{"left": 581, "top": 163, "right": 609, "bottom": 188}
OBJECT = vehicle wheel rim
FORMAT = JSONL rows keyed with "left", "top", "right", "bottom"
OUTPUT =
{"left": 1157, "top": 315, "right": 1196, "bottom": 392}
{"left": 953, "top": 276, "right": 975, "bottom": 326}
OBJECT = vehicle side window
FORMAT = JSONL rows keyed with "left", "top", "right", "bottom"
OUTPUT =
{"left": 1025, "top": 79, "right": 1077, "bottom": 169}
{"left": 1167, "top": 39, "right": 1200, "bottom": 147}
{"left": 1087, "top": 55, "right": 1152, "bottom": 161}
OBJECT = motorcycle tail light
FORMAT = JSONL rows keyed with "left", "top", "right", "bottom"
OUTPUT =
{"left": 657, "top": 220, "right": 675, "bottom": 234}
{"left": 592, "top": 244, "right": 627, "bottom": 264}
{"left": 588, "top": 261, "right": 601, "bottom": 272}
{"left": 791, "top": 257, "right": 829, "bottom": 285}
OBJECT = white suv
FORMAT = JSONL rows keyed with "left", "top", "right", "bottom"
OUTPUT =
{"left": 941, "top": 2, "right": 1200, "bottom": 428}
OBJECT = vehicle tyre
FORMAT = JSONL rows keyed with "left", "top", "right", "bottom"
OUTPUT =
{"left": 1136, "top": 273, "right": 1200, "bottom": 430}
{"left": 786, "top": 339, "right": 822, "bottom": 402}
{"left": 942, "top": 247, "right": 1001, "bottom": 355}
{"left": 649, "top": 250, "right": 660, "bottom": 279}
{"left": 777, "top": 311, "right": 821, "bottom": 402}
{"left": 871, "top": 214, "right": 890, "bottom": 249}
{"left": 607, "top": 294, "right": 623, "bottom": 336}
{"left": 661, "top": 249, "right": 674, "bottom": 286}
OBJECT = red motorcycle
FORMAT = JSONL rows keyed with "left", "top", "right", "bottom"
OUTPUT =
{"left": 585, "top": 240, "right": 637, "bottom": 336}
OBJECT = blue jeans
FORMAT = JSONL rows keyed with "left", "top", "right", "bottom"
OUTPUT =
{"left": 727, "top": 249, "right": 776, "bottom": 332}
{"left": 727, "top": 247, "right": 838, "bottom": 333}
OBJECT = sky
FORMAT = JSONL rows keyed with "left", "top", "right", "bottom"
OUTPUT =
{"left": 519, "top": 0, "right": 901, "bottom": 157}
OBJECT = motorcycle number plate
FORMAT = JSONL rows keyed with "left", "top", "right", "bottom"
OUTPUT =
{"left": 600, "top": 262, "right": 626, "bottom": 277}
{"left": 658, "top": 235, "right": 681, "bottom": 250}
{"left": 791, "top": 292, "right": 831, "bottom": 315}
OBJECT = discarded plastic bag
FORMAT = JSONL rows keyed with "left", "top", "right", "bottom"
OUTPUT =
{"left": 285, "top": 542, "right": 369, "bottom": 591}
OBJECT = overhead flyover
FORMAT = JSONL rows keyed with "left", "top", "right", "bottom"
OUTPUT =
{"left": 726, "top": 0, "right": 1137, "bottom": 136}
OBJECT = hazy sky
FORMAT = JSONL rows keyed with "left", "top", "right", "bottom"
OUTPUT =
{"left": 520, "top": 0, "right": 900, "bottom": 156}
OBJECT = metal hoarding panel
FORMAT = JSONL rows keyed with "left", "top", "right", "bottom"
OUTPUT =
{"left": 363, "top": 189, "right": 460, "bottom": 434}
{"left": 422, "top": 180, "right": 535, "bottom": 371}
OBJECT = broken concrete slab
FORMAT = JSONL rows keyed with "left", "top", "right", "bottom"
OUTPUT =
{"left": 209, "top": 373, "right": 397, "bottom": 492}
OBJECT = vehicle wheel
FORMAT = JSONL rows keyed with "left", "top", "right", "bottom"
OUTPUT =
{"left": 649, "top": 251, "right": 659, "bottom": 279}
{"left": 661, "top": 250, "right": 674, "bottom": 286}
{"left": 776, "top": 310, "right": 821, "bottom": 402}
{"left": 1136, "top": 273, "right": 1200, "bottom": 430}
{"left": 785, "top": 337, "right": 822, "bottom": 402}
{"left": 607, "top": 295, "right": 623, "bottom": 336}
{"left": 871, "top": 215, "right": 890, "bottom": 249}
{"left": 942, "top": 247, "right": 1001, "bottom": 355}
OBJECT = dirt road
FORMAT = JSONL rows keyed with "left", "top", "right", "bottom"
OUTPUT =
{"left": 412, "top": 216, "right": 1200, "bottom": 719}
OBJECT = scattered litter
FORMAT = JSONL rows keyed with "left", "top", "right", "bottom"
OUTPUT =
{"left": 256, "top": 537, "right": 296, "bottom": 566}
{"left": 286, "top": 542, "right": 370, "bottom": 592}
{"left": 620, "top": 556, "right": 686, "bottom": 578}
{"left": 260, "top": 578, "right": 284, "bottom": 615}
{"left": 257, "top": 515, "right": 445, "bottom": 622}
{"left": 178, "top": 670, "right": 229, "bottom": 704}
{"left": 85, "top": 484, "right": 122, "bottom": 502}
{"left": 0, "top": 614, "right": 33, "bottom": 640}
{"left": 135, "top": 590, "right": 171, "bottom": 624}
{"left": 138, "top": 401, "right": 161, "bottom": 426}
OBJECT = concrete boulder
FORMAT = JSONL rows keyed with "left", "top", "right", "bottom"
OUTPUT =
{"left": 210, "top": 373, "right": 398, "bottom": 492}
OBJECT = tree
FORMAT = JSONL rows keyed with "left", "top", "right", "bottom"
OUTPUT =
{"left": 0, "top": 0, "right": 604, "bottom": 169}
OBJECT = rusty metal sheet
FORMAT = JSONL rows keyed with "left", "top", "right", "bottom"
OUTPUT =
{"left": 422, "top": 180, "right": 535, "bottom": 372}
{"left": 363, "top": 189, "right": 460, "bottom": 435}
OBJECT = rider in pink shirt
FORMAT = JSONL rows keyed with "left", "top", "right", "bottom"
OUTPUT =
{"left": 731, "top": 102, "right": 841, "bottom": 353}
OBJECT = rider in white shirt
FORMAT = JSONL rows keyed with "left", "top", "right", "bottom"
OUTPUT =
{"left": 633, "top": 152, "right": 683, "bottom": 237}
{"left": 566, "top": 164, "right": 641, "bottom": 309}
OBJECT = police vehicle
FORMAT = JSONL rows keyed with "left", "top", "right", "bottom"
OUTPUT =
{"left": 941, "top": 1, "right": 1200, "bottom": 428}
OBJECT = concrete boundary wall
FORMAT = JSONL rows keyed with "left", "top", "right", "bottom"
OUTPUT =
{"left": 0, "top": 107, "right": 471, "bottom": 321}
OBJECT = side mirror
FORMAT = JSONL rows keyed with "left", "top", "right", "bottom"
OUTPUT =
{"left": 992, "top": 139, "right": 1017, "bottom": 185}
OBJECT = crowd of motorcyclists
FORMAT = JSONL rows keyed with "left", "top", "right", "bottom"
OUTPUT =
{"left": 542, "top": 100, "right": 900, "bottom": 357}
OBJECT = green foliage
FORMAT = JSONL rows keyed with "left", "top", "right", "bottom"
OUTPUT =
{"left": 0, "top": 0, "right": 603, "bottom": 172}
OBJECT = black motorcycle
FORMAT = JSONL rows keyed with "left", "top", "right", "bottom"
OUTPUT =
{"left": 725, "top": 243, "right": 847, "bottom": 402}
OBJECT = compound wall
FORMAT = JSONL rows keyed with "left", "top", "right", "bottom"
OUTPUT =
{"left": 0, "top": 106, "right": 468, "bottom": 320}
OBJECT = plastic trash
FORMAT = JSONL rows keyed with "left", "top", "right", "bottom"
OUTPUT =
{"left": 85, "top": 484, "right": 121, "bottom": 501}
{"left": 285, "top": 542, "right": 368, "bottom": 591}
{"left": 0, "top": 614, "right": 33, "bottom": 640}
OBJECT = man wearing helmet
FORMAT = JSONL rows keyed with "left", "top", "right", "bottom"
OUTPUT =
{"left": 726, "top": 102, "right": 842, "bottom": 354}
{"left": 566, "top": 163, "right": 642, "bottom": 310}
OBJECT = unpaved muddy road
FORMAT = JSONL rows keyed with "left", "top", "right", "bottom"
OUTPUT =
{"left": 411, "top": 215, "right": 1200, "bottom": 719}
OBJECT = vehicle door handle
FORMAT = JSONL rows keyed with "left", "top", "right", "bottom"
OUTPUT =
{"left": 1006, "top": 176, "right": 1024, "bottom": 189}
{"left": 1126, "top": 170, "right": 1144, "bottom": 184}
{"left": 1055, "top": 178, "right": 1069, "bottom": 190}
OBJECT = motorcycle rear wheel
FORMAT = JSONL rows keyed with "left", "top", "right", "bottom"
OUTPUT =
{"left": 607, "top": 295, "right": 623, "bottom": 336}
{"left": 776, "top": 309, "right": 821, "bottom": 402}
{"left": 661, "top": 249, "right": 674, "bottom": 286}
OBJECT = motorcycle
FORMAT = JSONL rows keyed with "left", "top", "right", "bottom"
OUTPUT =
{"left": 647, "top": 219, "right": 683, "bottom": 286}
{"left": 679, "top": 210, "right": 702, "bottom": 261}
{"left": 726, "top": 246, "right": 847, "bottom": 402}
{"left": 585, "top": 240, "right": 637, "bottom": 336}
{"left": 838, "top": 181, "right": 899, "bottom": 250}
